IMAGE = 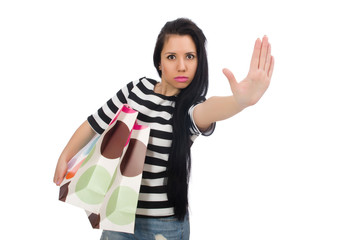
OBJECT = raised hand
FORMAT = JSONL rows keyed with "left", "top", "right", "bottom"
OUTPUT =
{"left": 223, "top": 35, "right": 274, "bottom": 109}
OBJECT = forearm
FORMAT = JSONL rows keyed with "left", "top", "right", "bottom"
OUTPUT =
{"left": 58, "top": 120, "right": 96, "bottom": 163}
{"left": 193, "top": 95, "right": 248, "bottom": 130}
{"left": 54, "top": 120, "right": 96, "bottom": 185}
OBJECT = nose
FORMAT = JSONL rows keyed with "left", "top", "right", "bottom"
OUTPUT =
{"left": 177, "top": 58, "right": 186, "bottom": 72}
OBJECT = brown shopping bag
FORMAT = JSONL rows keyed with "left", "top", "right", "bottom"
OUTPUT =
{"left": 59, "top": 105, "right": 150, "bottom": 233}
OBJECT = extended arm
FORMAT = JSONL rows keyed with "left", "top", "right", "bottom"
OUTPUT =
{"left": 194, "top": 36, "right": 275, "bottom": 130}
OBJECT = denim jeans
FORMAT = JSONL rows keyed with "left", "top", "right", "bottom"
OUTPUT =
{"left": 100, "top": 213, "right": 190, "bottom": 240}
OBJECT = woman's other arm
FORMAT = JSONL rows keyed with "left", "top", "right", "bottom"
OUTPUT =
{"left": 53, "top": 120, "right": 96, "bottom": 186}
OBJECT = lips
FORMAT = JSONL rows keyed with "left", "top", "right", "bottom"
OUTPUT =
{"left": 174, "top": 76, "right": 189, "bottom": 83}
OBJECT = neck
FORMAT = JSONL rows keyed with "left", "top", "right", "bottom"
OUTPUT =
{"left": 154, "top": 82, "right": 180, "bottom": 96}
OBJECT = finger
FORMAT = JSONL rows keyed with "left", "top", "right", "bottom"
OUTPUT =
{"left": 56, "top": 174, "right": 65, "bottom": 186}
{"left": 53, "top": 172, "right": 58, "bottom": 184}
{"left": 54, "top": 173, "right": 62, "bottom": 186}
{"left": 54, "top": 166, "right": 67, "bottom": 186}
{"left": 56, "top": 179, "right": 62, "bottom": 186}
{"left": 259, "top": 35, "right": 269, "bottom": 70}
{"left": 250, "top": 38, "right": 262, "bottom": 71}
{"left": 222, "top": 68, "right": 237, "bottom": 89}
{"left": 265, "top": 43, "right": 272, "bottom": 72}
{"left": 268, "top": 56, "right": 275, "bottom": 79}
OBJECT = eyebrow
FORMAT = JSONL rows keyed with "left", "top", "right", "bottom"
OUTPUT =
{"left": 164, "top": 51, "right": 197, "bottom": 55}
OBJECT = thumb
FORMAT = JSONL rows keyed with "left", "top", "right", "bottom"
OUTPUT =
{"left": 222, "top": 68, "right": 237, "bottom": 90}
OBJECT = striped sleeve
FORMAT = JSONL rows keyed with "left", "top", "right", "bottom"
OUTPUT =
{"left": 87, "top": 79, "right": 138, "bottom": 134}
{"left": 188, "top": 101, "right": 216, "bottom": 137}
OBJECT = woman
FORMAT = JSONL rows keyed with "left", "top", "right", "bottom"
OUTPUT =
{"left": 53, "top": 18, "right": 274, "bottom": 240}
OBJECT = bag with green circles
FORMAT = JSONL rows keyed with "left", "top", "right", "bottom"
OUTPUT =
{"left": 59, "top": 105, "right": 150, "bottom": 234}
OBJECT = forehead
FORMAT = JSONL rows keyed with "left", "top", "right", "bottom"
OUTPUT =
{"left": 162, "top": 34, "right": 196, "bottom": 53}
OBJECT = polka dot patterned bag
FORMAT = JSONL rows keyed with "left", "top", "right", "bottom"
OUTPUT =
{"left": 59, "top": 105, "right": 150, "bottom": 234}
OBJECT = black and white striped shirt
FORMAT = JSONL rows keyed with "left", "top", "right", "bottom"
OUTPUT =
{"left": 87, "top": 77, "right": 215, "bottom": 217}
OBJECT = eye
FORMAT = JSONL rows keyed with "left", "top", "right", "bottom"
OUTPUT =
{"left": 167, "top": 55, "right": 176, "bottom": 60}
{"left": 186, "top": 54, "right": 195, "bottom": 60}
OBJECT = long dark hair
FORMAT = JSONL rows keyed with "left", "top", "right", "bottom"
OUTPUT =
{"left": 153, "top": 18, "right": 209, "bottom": 220}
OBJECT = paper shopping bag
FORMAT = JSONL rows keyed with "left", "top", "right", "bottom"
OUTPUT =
{"left": 59, "top": 105, "right": 150, "bottom": 233}
{"left": 85, "top": 122, "right": 150, "bottom": 233}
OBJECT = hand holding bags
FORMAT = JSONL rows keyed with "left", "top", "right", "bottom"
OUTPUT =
{"left": 59, "top": 105, "right": 150, "bottom": 233}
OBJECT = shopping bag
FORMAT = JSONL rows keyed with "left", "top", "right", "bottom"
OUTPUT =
{"left": 85, "top": 121, "right": 150, "bottom": 233}
{"left": 59, "top": 105, "right": 150, "bottom": 233}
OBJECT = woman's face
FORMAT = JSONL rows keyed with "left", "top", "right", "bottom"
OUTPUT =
{"left": 159, "top": 34, "right": 198, "bottom": 95}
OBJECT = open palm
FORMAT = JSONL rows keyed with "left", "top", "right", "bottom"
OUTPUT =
{"left": 224, "top": 36, "right": 274, "bottom": 109}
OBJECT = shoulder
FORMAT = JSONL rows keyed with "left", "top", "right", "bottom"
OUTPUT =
{"left": 132, "top": 77, "right": 162, "bottom": 97}
{"left": 138, "top": 77, "right": 158, "bottom": 88}
{"left": 121, "top": 77, "right": 156, "bottom": 93}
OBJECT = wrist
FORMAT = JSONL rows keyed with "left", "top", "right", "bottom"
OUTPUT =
{"left": 231, "top": 95, "right": 249, "bottom": 113}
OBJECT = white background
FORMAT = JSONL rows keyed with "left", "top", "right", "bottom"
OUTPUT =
{"left": 1, "top": 0, "right": 361, "bottom": 239}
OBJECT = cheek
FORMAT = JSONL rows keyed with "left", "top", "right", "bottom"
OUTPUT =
{"left": 191, "top": 62, "right": 198, "bottom": 75}
{"left": 160, "top": 65, "right": 167, "bottom": 76}
{"left": 160, "top": 62, "right": 172, "bottom": 76}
